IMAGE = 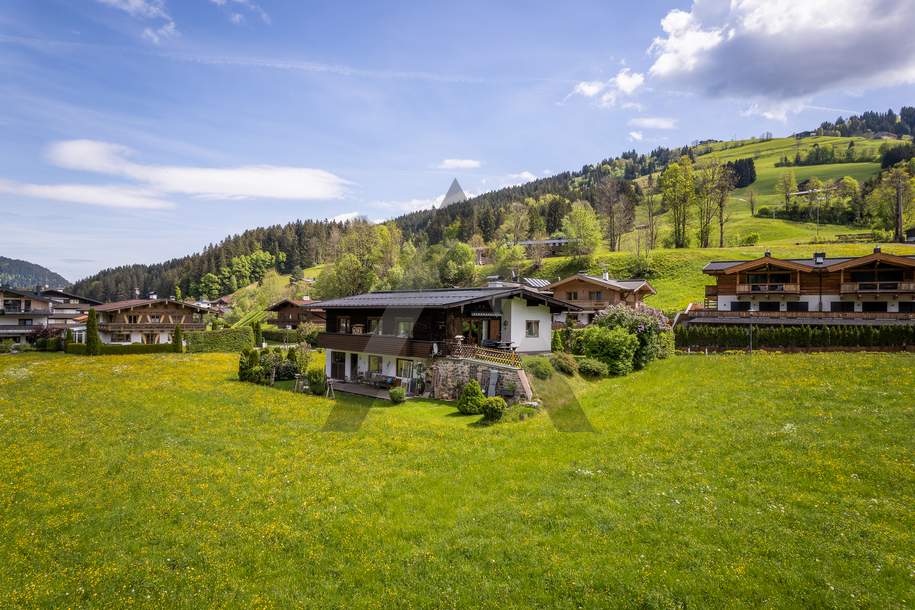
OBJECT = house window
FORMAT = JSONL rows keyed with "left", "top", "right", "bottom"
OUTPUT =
{"left": 368, "top": 355, "right": 382, "bottom": 373}
{"left": 758, "top": 302, "right": 780, "bottom": 312}
{"left": 149, "top": 314, "right": 162, "bottom": 323}
{"left": 127, "top": 315, "right": 140, "bottom": 324}
{"left": 337, "top": 316, "right": 351, "bottom": 334}
{"left": 111, "top": 333, "right": 131, "bottom": 343}
{"left": 730, "top": 301, "right": 751, "bottom": 312}
{"left": 525, "top": 320, "right": 540, "bottom": 338}
{"left": 396, "top": 358, "right": 413, "bottom": 378}
{"left": 899, "top": 301, "right": 915, "bottom": 313}
{"left": 786, "top": 302, "right": 809, "bottom": 312}
{"left": 566, "top": 291, "right": 578, "bottom": 300}
{"left": 18, "top": 319, "right": 33, "bottom": 326}
{"left": 367, "top": 317, "right": 381, "bottom": 334}
{"left": 395, "top": 319, "right": 414, "bottom": 338}
{"left": 588, "top": 291, "right": 603, "bottom": 301}
{"left": 142, "top": 333, "right": 159, "bottom": 344}
{"left": 830, "top": 301, "right": 855, "bottom": 312}
{"left": 192, "top": 313, "right": 201, "bottom": 322}
{"left": 862, "top": 301, "right": 888, "bottom": 313}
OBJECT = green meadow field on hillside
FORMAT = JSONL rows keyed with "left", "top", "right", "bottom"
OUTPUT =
{"left": 1, "top": 352, "right": 912, "bottom": 607}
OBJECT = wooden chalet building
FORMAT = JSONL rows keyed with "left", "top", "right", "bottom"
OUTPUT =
{"left": 266, "top": 298, "right": 326, "bottom": 329}
{"left": 92, "top": 296, "right": 208, "bottom": 344}
{"left": 0, "top": 286, "right": 101, "bottom": 343}
{"left": 547, "top": 272, "right": 656, "bottom": 325}
{"left": 306, "top": 286, "right": 577, "bottom": 396}
{"left": 680, "top": 248, "right": 915, "bottom": 327}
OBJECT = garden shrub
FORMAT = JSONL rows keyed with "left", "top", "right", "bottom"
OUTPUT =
{"left": 657, "top": 330, "right": 675, "bottom": 359}
{"left": 262, "top": 323, "right": 321, "bottom": 346}
{"left": 523, "top": 355, "right": 553, "bottom": 380}
{"left": 186, "top": 327, "right": 255, "bottom": 353}
{"left": 482, "top": 396, "right": 507, "bottom": 421}
{"left": 551, "top": 330, "right": 565, "bottom": 352}
{"left": 674, "top": 324, "right": 915, "bottom": 349}
{"left": 17, "top": 343, "right": 36, "bottom": 352}
{"left": 306, "top": 367, "right": 326, "bottom": 395}
{"left": 576, "top": 356, "right": 609, "bottom": 378}
{"left": 66, "top": 342, "right": 175, "bottom": 355}
{"left": 740, "top": 232, "right": 760, "bottom": 246}
{"left": 0, "top": 340, "right": 13, "bottom": 354}
{"left": 580, "top": 325, "right": 638, "bottom": 376}
{"left": 389, "top": 387, "right": 406, "bottom": 404}
{"left": 172, "top": 325, "right": 184, "bottom": 353}
{"left": 456, "top": 379, "right": 486, "bottom": 415}
{"left": 594, "top": 304, "right": 670, "bottom": 371}
{"left": 550, "top": 351, "right": 578, "bottom": 376}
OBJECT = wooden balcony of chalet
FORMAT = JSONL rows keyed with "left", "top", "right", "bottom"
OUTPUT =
{"left": 317, "top": 331, "right": 523, "bottom": 368}
{"left": 686, "top": 310, "right": 915, "bottom": 321}
{"left": 564, "top": 299, "right": 610, "bottom": 310}
{"left": 99, "top": 322, "right": 207, "bottom": 332}
{"left": 736, "top": 283, "right": 800, "bottom": 295}
{"left": 840, "top": 281, "right": 915, "bottom": 294}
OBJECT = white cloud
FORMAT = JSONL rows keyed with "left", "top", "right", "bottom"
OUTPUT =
{"left": 647, "top": 0, "right": 915, "bottom": 116}
{"left": 369, "top": 195, "right": 444, "bottom": 214}
{"left": 47, "top": 140, "right": 346, "bottom": 200}
{"left": 567, "top": 68, "right": 645, "bottom": 108}
{"left": 0, "top": 179, "right": 173, "bottom": 209}
{"left": 628, "top": 131, "right": 643, "bottom": 142}
{"left": 209, "top": 0, "right": 271, "bottom": 24}
{"left": 437, "top": 159, "right": 481, "bottom": 170}
{"left": 628, "top": 117, "right": 677, "bottom": 130}
{"left": 96, "top": 0, "right": 178, "bottom": 43}
{"left": 330, "top": 211, "right": 362, "bottom": 223}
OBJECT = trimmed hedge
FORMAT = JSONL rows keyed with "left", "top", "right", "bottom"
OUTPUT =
{"left": 675, "top": 324, "right": 915, "bottom": 349}
{"left": 186, "top": 327, "right": 255, "bottom": 353}
{"left": 522, "top": 355, "right": 553, "bottom": 380}
{"left": 66, "top": 342, "right": 175, "bottom": 355}
{"left": 262, "top": 325, "right": 321, "bottom": 345}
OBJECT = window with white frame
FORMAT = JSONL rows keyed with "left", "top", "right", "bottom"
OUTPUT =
{"left": 525, "top": 320, "right": 540, "bottom": 338}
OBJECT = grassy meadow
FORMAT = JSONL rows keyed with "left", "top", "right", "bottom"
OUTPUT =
{"left": 1, "top": 351, "right": 912, "bottom": 607}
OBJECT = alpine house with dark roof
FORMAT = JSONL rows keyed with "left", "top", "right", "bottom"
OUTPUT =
{"left": 305, "top": 286, "right": 577, "bottom": 394}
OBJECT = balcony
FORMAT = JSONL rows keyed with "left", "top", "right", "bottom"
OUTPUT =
{"left": 317, "top": 332, "right": 439, "bottom": 358}
{"left": 565, "top": 299, "right": 610, "bottom": 310}
{"left": 841, "top": 281, "right": 915, "bottom": 294}
{"left": 444, "top": 342, "right": 521, "bottom": 368}
{"left": 736, "top": 283, "right": 799, "bottom": 295}
{"left": 686, "top": 310, "right": 915, "bottom": 321}
{"left": 99, "top": 322, "right": 206, "bottom": 332}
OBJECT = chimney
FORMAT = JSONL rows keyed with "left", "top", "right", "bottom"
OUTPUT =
{"left": 147, "top": 291, "right": 158, "bottom": 300}
{"left": 602, "top": 271, "right": 610, "bottom": 281}
{"left": 814, "top": 252, "right": 826, "bottom": 265}
{"left": 874, "top": 245, "right": 881, "bottom": 254}
{"left": 134, "top": 287, "right": 140, "bottom": 298}
{"left": 764, "top": 249, "right": 771, "bottom": 257}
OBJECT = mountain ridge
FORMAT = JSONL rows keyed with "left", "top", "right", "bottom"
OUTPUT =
{"left": 0, "top": 256, "right": 69, "bottom": 289}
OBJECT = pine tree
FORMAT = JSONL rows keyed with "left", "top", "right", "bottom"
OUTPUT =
{"left": 85, "top": 308, "right": 101, "bottom": 356}
{"left": 173, "top": 324, "right": 183, "bottom": 353}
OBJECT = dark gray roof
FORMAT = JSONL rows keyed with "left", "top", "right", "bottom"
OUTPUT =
{"left": 702, "top": 255, "right": 915, "bottom": 272}
{"left": 40, "top": 288, "right": 103, "bottom": 305}
{"left": 306, "top": 286, "right": 579, "bottom": 310}
{"left": 580, "top": 274, "right": 652, "bottom": 292}
{"left": 0, "top": 287, "right": 51, "bottom": 302}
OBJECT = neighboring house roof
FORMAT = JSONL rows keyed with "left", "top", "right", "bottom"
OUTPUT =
{"left": 548, "top": 273, "right": 656, "bottom": 295}
{"left": 306, "top": 286, "right": 580, "bottom": 311}
{"left": 40, "top": 288, "right": 103, "bottom": 305}
{"left": 93, "top": 298, "right": 210, "bottom": 313}
{"left": 521, "top": 277, "right": 552, "bottom": 289}
{"left": 0, "top": 287, "right": 52, "bottom": 302}
{"left": 267, "top": 298, "right": 322, "bottom": 311}
{"left": 704, "top": 252, "right": 915, "bottom": 273}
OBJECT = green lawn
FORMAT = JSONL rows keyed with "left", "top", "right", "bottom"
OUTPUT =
{"left": 1, "top": 352, "right": 912, "bottom": 607}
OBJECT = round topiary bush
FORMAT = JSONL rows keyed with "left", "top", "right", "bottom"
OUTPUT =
{"left": 457, "top": 379, "right": 486, "bottom": 415}
{"left": 389, "top": 386, "right": 406, "bottom": 404}
{"left": 523, "top": 356, "right": 553, "bottom": 380}
{"left": 577, "top": 356, "right": 609, "bottom": 378}
{"left": 482, "top": 396, "right": 507, "bottom": 421}
{"left": 580, "top": 325, "right": 638, "bottom": 376}
{"left": 549, "top": 351, "right": 578, "bottom": 376}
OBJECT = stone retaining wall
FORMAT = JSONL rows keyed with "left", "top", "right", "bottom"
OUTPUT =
{"left": 431, "top": 357, "right": 533, "bottom": 402}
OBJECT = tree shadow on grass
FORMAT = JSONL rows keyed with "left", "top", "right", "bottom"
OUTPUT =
{"left": 321, "top": 396, "right": 386, "bottom": 432}
{"left": 536, "top": 374, "right": 597, "bottom": 433}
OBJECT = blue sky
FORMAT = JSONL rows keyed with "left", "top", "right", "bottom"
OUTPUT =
{"left": 2, "top": 0, "right": 914, "bottom": 281}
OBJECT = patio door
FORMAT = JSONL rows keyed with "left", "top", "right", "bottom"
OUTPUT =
{"left": 487, "top": 319, "right": 501, "bottom": 341}
{"left": 331, "top": 351, "right": 346, "bottom": 380}
{"left": 349, "top": 353, "right": 358, "bottom": 380}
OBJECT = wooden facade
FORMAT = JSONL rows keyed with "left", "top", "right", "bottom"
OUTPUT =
{"left": 267, "top": 299, "right": 326, "bottom": 329}
{"left": 689, "top": 250, "right": 915, "bottom": 324}
{"left": 547, "top": 274, "right": 655, "bottom": 325}
{"left": 94, "top": 299, "right": 208, "bottom": 344}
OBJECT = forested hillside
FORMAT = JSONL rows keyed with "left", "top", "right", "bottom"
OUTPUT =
{"left": 0, "top": 256, "right": 68, "bottom": 289}
{"left": 68, "top": 106, "right": 914, "bottom": 302}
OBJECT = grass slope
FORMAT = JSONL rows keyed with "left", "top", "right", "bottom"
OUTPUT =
{"left": 1, "top": 352, "right": 912, "bottom": 607}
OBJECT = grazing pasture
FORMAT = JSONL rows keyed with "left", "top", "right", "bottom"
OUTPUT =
{"left": 0, "top": 352, "right": 912, "bottom": 607}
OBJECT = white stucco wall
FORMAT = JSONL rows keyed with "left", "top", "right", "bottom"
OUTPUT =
{"left": 502, "top": 297, "right": 552, "bottom": 353}
{"left": 718, "top": 295, "right": 906, "bottom": 313}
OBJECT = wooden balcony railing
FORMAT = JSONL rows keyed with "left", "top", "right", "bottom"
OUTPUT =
{"left": 99, "top": 322, "right": 206, "bottom": 332}
{"left": 736, "top": 283, "right": 799, "bottom": 294}
{"left": 565, "top": 299, "right": 610, "bottom": 310}
{"left": 445, "top": 342, "right": 522, "bottom": 368}
{"left": 686, "top": 310, "right": 915, "bottom": 321}
{"left": 841, "top": 282, "right": 915, "bottom": 293}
